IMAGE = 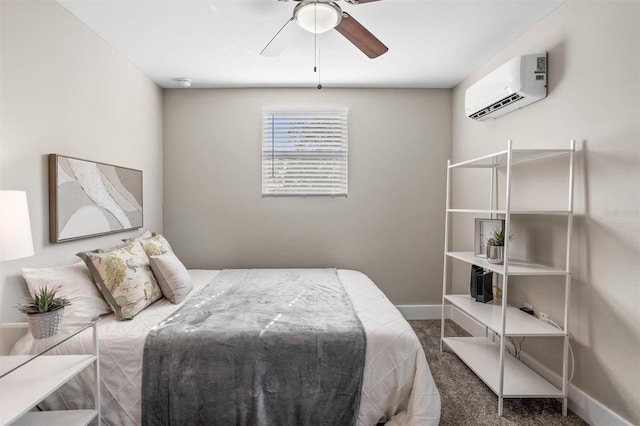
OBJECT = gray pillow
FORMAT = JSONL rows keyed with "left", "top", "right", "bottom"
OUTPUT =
{"left": 149, "top": 251, "right": 193, "bottom": 304}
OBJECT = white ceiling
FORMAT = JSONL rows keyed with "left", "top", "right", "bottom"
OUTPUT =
{"left": 57, "top": 0, "right": 563, "bottom": 89}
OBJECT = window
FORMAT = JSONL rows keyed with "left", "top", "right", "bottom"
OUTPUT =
{"left": 262, "top": 109, "right": 348, "bottom": 197}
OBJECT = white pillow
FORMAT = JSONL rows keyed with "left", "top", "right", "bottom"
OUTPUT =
{"left": 149, "top": 251, "right": 193, "bottom": 304}
{"left": 22, "top": 262, "right": 111, "bottom": 319}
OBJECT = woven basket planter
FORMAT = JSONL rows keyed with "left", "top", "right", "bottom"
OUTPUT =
{"left": 27, "top": 308, "right": 64, "bottom": 339}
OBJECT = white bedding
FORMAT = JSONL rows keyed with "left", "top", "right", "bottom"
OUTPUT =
{"left": 12, "top": 269, "right": 440, "bottom": 426}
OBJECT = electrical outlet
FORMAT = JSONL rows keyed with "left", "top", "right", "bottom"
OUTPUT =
{"left": 540, "top": 312, "right": 549, "bottom": 321}
{"left": 524, "top": 303, "right": 533, "bottom": 311}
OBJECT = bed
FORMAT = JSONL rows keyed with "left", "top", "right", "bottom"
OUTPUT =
{"left": 12, "top": 269, "right": 440, "bottom": 426}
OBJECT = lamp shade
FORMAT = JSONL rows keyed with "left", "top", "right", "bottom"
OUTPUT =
{"left": 0, "top": 191, "right": 34, "bottom": 261}
{"left": 294, "top": 1, "right": 342, "bottom": 34}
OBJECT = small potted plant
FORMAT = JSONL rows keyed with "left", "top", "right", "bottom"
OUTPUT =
{"left": 486, "top": 229, "right": 513, "bottom": 264}
{"left": 18, "top": 285, "right": 71, "bottom": 339}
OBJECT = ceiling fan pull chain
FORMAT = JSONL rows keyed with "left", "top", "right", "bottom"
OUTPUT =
{"left": 317, "top": 47, "right": 322, "bottom": 90}
{"left": 314, "top": 2, "right": 317, "bottom": 73}
{"left": 313, "top": 5, "right": 322, "bottom": 89}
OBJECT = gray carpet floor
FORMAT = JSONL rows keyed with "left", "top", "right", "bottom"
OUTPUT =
{"left": 409, "top": 320, "right": 587, "bottom": 426}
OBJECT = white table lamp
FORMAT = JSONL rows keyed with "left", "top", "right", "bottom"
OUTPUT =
{"left": 0, "top": 191, "right": 34, "bottom": 261}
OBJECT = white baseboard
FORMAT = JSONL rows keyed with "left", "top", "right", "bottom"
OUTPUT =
{"left": 568, "top": 384, "right": 633, "bottom": 426}
{"left": 399, "top": 304, "right": 633, "bottom": 426}
{"left": 517, "top": 349, "right": 633, "bottom": 426}
{"left": 398, "top": 303, "right": 486, "bottom": 335}
{"left": 395, "top": 304, "right": 444, "bottom": 320}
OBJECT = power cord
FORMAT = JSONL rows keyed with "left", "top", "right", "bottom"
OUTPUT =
{"left": 515, "top": 336, "right": 526, "bottom": 360}
{"left": 506, "top": 336, "right": 526, "bottom": 360}
{"left": 503, "top": 317, "right": 574, "bottom": 384}
{"left": 542, "top": 317, "right": 575, "bottom": 384}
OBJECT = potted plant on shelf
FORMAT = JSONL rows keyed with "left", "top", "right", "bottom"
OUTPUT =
{"left": 486, "top": 229, "right": 513, "bottom": 265}
{"left": 18, "top": 285, "right": 71, "bottom": 339}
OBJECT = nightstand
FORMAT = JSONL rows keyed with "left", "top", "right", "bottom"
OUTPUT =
{"left": 0, "top": 318, "right": 101, "bottom": 425}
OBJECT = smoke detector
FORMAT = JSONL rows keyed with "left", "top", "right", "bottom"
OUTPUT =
{"left": 177, "top": 78, "right": 192, "bottom": 88}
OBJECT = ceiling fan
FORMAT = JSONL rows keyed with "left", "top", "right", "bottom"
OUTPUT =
{"left": 261, "top": 0, "right": 388, "bottom": 59}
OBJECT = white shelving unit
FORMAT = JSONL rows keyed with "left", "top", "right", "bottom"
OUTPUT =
{"left": 0, "top": 320, "right": 101, "bottom": 425}
{"left": 440, "top": 140, "right": 575, "bottom": 416}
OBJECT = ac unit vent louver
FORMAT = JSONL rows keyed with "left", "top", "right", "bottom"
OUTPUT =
{"left": 469, "top": 93, "right": 524, "bottom": 120}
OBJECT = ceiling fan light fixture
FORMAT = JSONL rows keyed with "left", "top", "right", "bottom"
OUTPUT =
{"left": 294, "top": 1, "right": 342, "bottom": 34}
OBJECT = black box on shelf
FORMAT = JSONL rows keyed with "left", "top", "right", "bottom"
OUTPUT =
{"left": 470, "top": 265, "right": 482, "bottom": 298}
{"left": 470, "top": 265, "right": 493, "bottom": 303}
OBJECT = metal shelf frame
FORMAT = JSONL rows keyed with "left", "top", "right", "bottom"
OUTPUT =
{"left": 0, "top": 320, "right": 101, "bottom": 425}
{"left": 440, "top": 140, "right": 575, "bottom": 417}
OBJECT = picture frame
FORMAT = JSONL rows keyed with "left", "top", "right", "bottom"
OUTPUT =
{"left": 49, "top": 154, "right": 143, "bottom": 243}
{"left": 474, "top": 218, "right": 505, "bottom": 257}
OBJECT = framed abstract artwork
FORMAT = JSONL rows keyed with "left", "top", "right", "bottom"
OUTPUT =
{"left": 49, "top": 154, "right": 143, "bottom": 243}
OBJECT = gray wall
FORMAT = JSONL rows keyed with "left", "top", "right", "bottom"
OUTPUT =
{"left": 451, "top": 1, "right": 639, "bottom": 423}
{"left": 163, "top": 88, "right": 451, "bottom": 305}
{"left": 0, "top": 1, "right": 164, "bottom": 321}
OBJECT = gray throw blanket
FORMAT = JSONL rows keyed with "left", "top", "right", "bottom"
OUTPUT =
{"left": 142, "top": 269, "right": 366, "bottom": 426}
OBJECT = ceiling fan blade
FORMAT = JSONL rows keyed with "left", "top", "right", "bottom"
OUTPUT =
{"left": 260, "top": 17, "right": 299, "bottom": 57}
{"left": 334, "top": 12, "right": 388, "bottom": 59}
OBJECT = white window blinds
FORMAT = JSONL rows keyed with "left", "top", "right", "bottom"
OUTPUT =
{"left": 262, "top": 109, "right": 348, "bottom": 196}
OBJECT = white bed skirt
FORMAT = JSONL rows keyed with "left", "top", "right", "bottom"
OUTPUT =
{"left": 12, "top": 269, "right": 440, "bottom": 425}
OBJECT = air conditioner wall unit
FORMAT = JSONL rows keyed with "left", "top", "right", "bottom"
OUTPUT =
{"left": 465, "top": 53, "right": 547, "bottom": 121}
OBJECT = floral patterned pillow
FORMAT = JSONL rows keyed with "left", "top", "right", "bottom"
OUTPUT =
{"left": 139, "top": 233, "right": 173, "bottom": 257}
{"left": 77, "top": 241, "right": 162, "bottom": 320}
